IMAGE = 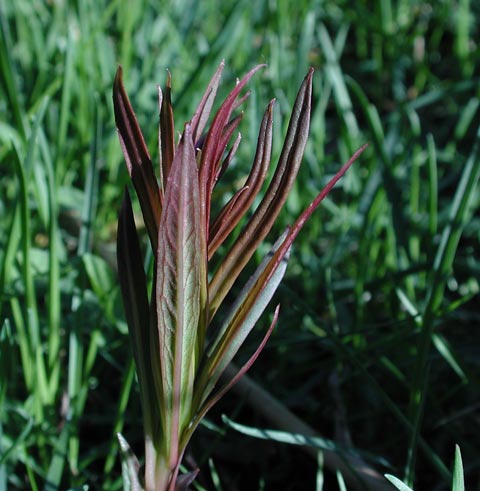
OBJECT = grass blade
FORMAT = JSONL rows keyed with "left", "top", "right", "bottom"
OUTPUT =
{"left": 407, "top": 124, "right": 480, "bottom": 480}
{"left": 117, "top": 433, "right": 142, "bottom": 491}
{"left": 452, "top": 445, "right": 464, "bottom": 491}
{"left": 385, "top": 475, "right": 414, "bottom": 491}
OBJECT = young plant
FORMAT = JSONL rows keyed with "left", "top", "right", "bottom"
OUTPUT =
{"left": 113, "top": 61, "right": 366, "bottom": 491}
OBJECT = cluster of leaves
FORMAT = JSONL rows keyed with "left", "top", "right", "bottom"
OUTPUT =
{"left": 2, "top": 1, "right": 480, "bottom": 489}
{"left": 114, "top": 62, "right": 364, "bottom": 489}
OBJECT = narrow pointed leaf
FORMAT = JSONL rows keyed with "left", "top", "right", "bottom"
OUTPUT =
{"left": 233, "top": 89, "right": 252, "bottom": 112}
{"left": 223, "top": 417, "right": 391, "bottom": 467}
{"left": 209, "top": 69, "right": 314, "bottom": 316}
{"left": 384, "top": 475, "right": 414, "bottom": 491}
{"left": 113, "top": 66, "right": 162, "bottom": 250}
{"left": 195, "top": 232, "right": 290, "bottom": 407}
{"left": 199, "top": 65, "right": 265, "bottom": 235}
{"left": 208, "top": 183, "right": 248, "bottom": 257}
{"left": 452, "top": 445, "right": 464, "bottom": 491}
{"left": 214, "top": 113, "right": 244, "bottom": 179}
{"left": 117, "top": 190, "right": 158, "bottom": 439}
{"left": 187, "top": 305, "right": 279, "bottom": 441}
{"left": 159, "top": 71, "right": 175, "bottom": 186}
{"left": 275, "top": 144, "right": 368, "bottom": 259}
{"left": 238, "top": 145, "right": 368, "bottom": 330}
{"left": 207, "top": 144, "right": 366, "bottom": 386}
{"left": 117, "top": 433, "right": 143, "bottom": 491}
{"left": 156, "top": 124, "right": 204, "bottom": 456}
{"left": 217, "top": 130, "right": 242, "bottom": 182}
{"left": 190, "top": 61, "right": 225, "bottom": 143}
{"left": 209, "top": 100, "right": 274, "bottom": 257}
{"left": 200, "top": 65, "right": 263, "bottom": 181}
{"left": 426, "top": 124, "right": 480, "bottom": 315}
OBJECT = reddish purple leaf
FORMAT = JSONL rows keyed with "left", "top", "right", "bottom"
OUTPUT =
{"left": 209, "top": 68, "right": 314, "bottom": 318}
{"left": 158, "top": 71, "right": 175, "bottom": 188}
{"left": 198, "top": 65, "right": 265, "bottom": 237}
{"left": 113, "top": 66, "right": 162, "bottom": 250}
{"left": 190, "top": 61, "right": 225, "bottom": 144}
{"left": 209, "top": 100, "right": 274, "bottom": 258}
{"left": 155, "top": 123, "right": 206, "bottom": 456}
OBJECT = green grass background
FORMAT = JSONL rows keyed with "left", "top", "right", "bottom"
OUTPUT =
{"left": 1, "top": 0, "right": 480, "bottom": 489}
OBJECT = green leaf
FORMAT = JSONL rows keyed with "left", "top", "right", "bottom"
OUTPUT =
{"left": 197, "top": 233, "right": 290, "bottom": 404}
{"left": 432, "top": 334, "right": 467, "bottom": 381}
{"left": 0, "top": 410, "right": 33, "bottom": 467}
{"left": 384, "top": 475, "right": 414, "bottom": 491}
{"left": 156, "top": 123, "right": 204, "bottom": 455}
{"left": 223, "top": 416, "right": 391, "bottom": 468}
{"left": 426, "top": 124, "right": 480, "bottom": 315}
{"left": 336, "top": 469, "right": 348, "bottom": 491}
{"left": 117, "top": 433, "right": 143, "bottom": 491}
{"left": 44, "top": 421, "right": 69, "bottom": 490}
{"left": 452, "top": 445, "right": 464, "bottom": 491}
{"left": 83, "top": 253, "right": 114, "bottom": 299}
{"left": 407, "top": 125, "right": 480, "bottom": 479}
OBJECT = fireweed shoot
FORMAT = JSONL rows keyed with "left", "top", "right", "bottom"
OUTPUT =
{"left": 113, "top": 63, "right": 365, "bottom": 490}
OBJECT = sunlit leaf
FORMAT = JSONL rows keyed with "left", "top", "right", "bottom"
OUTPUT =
{"left": 384, "top": 475, "right": 414, "bottom": 491}
{"left": 190, "top": 61, "right": 225, "bottom": 144}
{"left": 452, "top": 445, "right": 464, "bottom": 491}
{"left": 196, "top": 232, "right": 290, "bottom": 408}
{"left": 223, "top": 416, "right": 391, "bottom": 468}
{"left": 115, "top": 62, "right": 362, "bottom": 491}
{"left": 199, "top": 64, "right": 265, "bottom": 232}
{"left": 117, "top": 433, "right": 143, "bottom": 491}
{"left": 156, "top": 124, "right": 205, "bottom": 455}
